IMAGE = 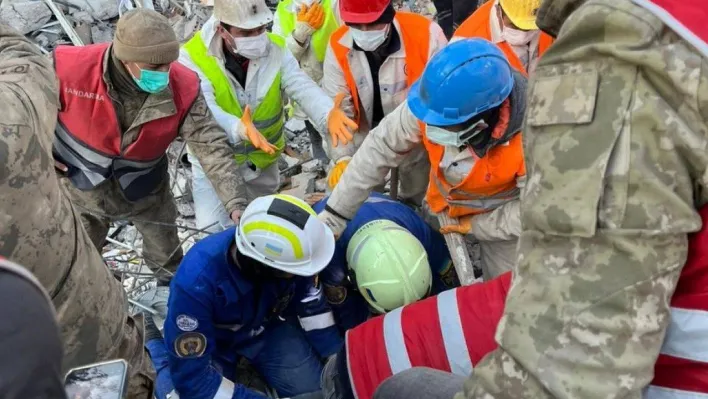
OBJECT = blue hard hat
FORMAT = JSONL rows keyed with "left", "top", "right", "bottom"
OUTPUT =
{"left": 408, "top": 38, "right": 514, "bottom": 127}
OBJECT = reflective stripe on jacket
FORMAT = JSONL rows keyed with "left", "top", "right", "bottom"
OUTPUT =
{"left": 345, "top": 273, "right": 511, "bottom": 399}
{"left": 183, "top": 33, "right": 286, "bottom": 170}
{"left": 275, "top": 0, "right": 340, "bottom": 63}
{"left": 53, "top": 43, "right": 199, "bottom": 202}
{"left": 453, "top": 0, "right": 554, "bottom": 75}
{"left": 345, "top": 206, "right": 708, "bottom": 399}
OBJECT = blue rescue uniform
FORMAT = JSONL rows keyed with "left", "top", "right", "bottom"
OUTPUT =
{"left": 158, "top": 228, "right": 342, "bottom": 399}
{"left": 313, "top": 193, "right": 457, "bottom": 331}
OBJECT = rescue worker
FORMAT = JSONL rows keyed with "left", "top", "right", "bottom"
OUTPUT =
{"left": 315, "top": 206, "right": 708, "bottom": 399}
{"left": 179, "top": 0, "right": 357, "bottom": 233}
{"left": 322, "top": 0, "right": 447, "bottom": 205}
{"left": 319, "top": 38, "right": 527, "bottom": 279}
{"left": 0, "top": 23, "right": 154, "bottom": 398}
{"left": 452, "top": 0, "right": 708, "bottom": 397}
{"left": 52, "top": 9, "right": 254, "bottom": 286}
{"left": 453, "top": 0, "right": 553, "bottom": 75}
{"left": 146, "top": 195, "right": 342, "bottom": 399}
{"left": 273, "top": 0, "right": 342, "bottom": 162}
{"left": 313, "top": 193, "right": 458, "bottom": 331}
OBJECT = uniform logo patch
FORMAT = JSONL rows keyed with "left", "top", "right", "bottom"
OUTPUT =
{"left": 174, "top": 332, "right": 207, "bottom": 358}
{"left": 439, "top": 260, "right": 460, "bottom": 289}
{"left": 176, "top": 314, "right": 199, "bottom": 332}
{"left": 324, "top": 284, "right": 347, "bottom": 305}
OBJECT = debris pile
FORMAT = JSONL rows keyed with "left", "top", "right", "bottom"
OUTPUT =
{"left": 0, "top": 0, "right": 214, "bottom": 53}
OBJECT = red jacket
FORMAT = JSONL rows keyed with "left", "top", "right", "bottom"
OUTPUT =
{"left": 52, "top": 43, "right": 199, "bottom": 201}
{"left": 346, "top": 207, "right": 708, "bottom": 399}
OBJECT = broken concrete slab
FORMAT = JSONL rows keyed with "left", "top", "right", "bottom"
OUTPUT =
{"left": 315, "top": 177, "right": 327, "bottom": 193}
{"left": 90, "top": 22, "right": 114, "bottom": 43}
{"left": 281, "top": 172, "right": 317, "bottom": 199}
{"left": 301, "top": 159, "right": 325, "bottom": 174}
{"left": 62, "top": 0, "right": 118, "bottom": 21}
{"left": 0, "top": 1, "right": 53, "bottom": 35}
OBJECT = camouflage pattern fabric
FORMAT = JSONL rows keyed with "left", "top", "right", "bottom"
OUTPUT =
{"left": 0, "top": 25, "right": 155, "bottom": 398}
{"left": 457, "top": 0, "right": 708, "bottom": 397}
{"left": 61, "top": 177, "right": 181, "bottom": 284}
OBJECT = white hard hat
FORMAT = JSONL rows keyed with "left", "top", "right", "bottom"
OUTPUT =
{"left": 214, "top": 0, "right": 273, "bottom": 30}
{"left": 347, "top": 220, "right": 432, "bottom": 313}
{"left": 235, "top": 194, "right": 335, "bottom": 276}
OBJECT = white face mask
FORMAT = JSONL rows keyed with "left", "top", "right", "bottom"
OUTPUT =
{"left": 501, "top": 26, "right": 538, "bottom": 46}
{"left": 425, "top": 120, "right": 489, "bottom": 147}
{"left": 350, "top": 25, "right": 390, "bottom": 52}
{"left": 231, "top": 32, "right": 270, "bottom": 60}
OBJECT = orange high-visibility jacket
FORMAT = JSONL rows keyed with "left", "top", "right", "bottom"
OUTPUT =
{"left": 454, "top": 0, "right": 554, "bottom": 74}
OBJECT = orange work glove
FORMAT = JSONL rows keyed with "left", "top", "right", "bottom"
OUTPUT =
{"left": 327, "top": 159, "right": 350, "bottom": 189}
{"left": 327, "top": 93, "right": 357, "bottom": 147}
{"left": 297, "top": 3, "right": 325, "bottom": 30}
{"left": 240, "top": 106, "right": 278, "bottom": 155}
{"left": 439, "top": 215, "right": 474, "bottom": 235}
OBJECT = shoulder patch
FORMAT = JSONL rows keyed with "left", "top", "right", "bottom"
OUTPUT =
{"left": 324, "top": 284, "right": 347, "bottom": 305}
{"left": 176, "top": 314, "right": 199, "bottom": 332}
{"left": 174, "top": 332, "right": 207, "bottom": 358}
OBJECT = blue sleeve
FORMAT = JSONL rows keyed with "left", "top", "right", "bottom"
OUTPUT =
{"left": 295, "top": 277, "right": 344, "bottom": 358}
{"left": 165, "top": 278, "right": 267, "bottom": 399}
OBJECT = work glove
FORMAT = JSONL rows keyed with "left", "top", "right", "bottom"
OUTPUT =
{"left": 293, "top": 3, "right": 324, "bottom": 44}
{"left": 327, "top": 159, "right": 350, "bottom": 190}
{"left": 327, "top": 93, "right": 357, "bottom": 147}
{"left": 439, "top": 214, "right": 474, "bottom": 235}
{"left": 318, "top": 209, "right": 347, "bottom": 239}
{"left": 297, "top": 3, "right": 325, "bottom": 30}
{"left": 240, "top": 106, "right": 278, "bottom": 155}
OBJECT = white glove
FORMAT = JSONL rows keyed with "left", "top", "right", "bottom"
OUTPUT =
{"left": 293, "top": 22, "right": 315, "bottom": 45}
{"left": 318, "top": 209, "right": 347, "bottom": 239}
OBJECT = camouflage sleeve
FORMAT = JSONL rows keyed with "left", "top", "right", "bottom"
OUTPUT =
{"left": 457, "top": 2, "right": 708, "bottom": 399}
{"left": 180, "top": 90, "right": 248, "bottom": 214}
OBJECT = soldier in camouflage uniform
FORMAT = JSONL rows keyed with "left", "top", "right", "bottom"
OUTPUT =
{"left": 457, "top": 0, "right": 708, "bottom": 397}
{"left": 349, "top": 0, "right": 708, "bottom": 397}
{"left": 53, "top": 10, "right": 255, "bottom": 285}
{"left": 0, "top": 24, "right": 155, "bottom": 398}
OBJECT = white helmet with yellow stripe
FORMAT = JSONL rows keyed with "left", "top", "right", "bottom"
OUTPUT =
{"left": 235, "top": 194, "right": 336, "bottom": 276}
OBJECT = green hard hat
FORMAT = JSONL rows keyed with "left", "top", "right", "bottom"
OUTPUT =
{"left": 346, "top": 219, "right": 432, "bottom": 313}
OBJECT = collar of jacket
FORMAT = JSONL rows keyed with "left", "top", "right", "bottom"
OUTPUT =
{"left": 537, "top": 0, "right": 588, "bottom": 37}
{"left": 101, "top": 45, "right": 179, "bottom": 127}
{"left": 472, "top": 70, "right": 527, "bottom": 158}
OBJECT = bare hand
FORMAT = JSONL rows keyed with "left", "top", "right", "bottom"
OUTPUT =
{"left": 230, "top": 210, "right": 242, "bottom": 224}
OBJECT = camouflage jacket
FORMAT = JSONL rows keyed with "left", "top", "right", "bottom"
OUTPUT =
{"left": 0, "top": 24, "right": 73, "bottom": 295}
{"left": 457, "top": 0, "right": 708, "bottom": 398}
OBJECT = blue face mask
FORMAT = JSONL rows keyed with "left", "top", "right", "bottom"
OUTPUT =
{"left": 131, "top": 66, "right": 170, "bottom": 94}
{"left": 425, "top": 119, "right": 488, "bottom": 147}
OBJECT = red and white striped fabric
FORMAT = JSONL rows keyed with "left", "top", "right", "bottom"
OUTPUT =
{"left": 632, "top": 0, "right": 708, "bottom": 58}
{"left": 345, "top": 206, "right": 708, "bottom": 399}
{"left": 345, "top": 273, "right": 511, "bottom": 399}
{"left": 647, "top": 208, "right": 708, "bottom": 399}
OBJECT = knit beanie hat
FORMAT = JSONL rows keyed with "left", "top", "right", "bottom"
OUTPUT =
{"left": 113, "top": 9, "right": 179, "bottom": 65}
